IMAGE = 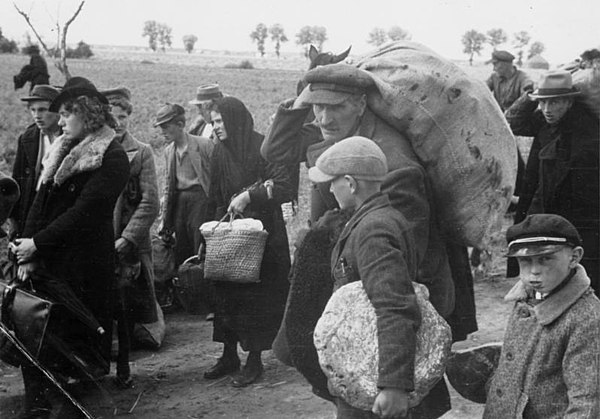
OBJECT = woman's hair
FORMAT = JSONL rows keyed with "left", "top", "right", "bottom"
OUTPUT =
{"left": 61, "top": 95, "right": 116, "bottom": 133}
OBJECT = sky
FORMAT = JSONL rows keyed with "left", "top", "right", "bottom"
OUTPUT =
{"left": 1, "top": 0, "right": 599, "bottom": 65}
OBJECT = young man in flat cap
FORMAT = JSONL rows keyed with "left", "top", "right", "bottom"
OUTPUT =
{"left": 188, "top": 83, "right": 223, "bottom": 138}
{"left": 6, "top": 85, "right": 61, "bottom": 240}
{"left": 506, "top": 70, "right": 599, "bottom": 294}
{"left": 103, "top": 87, "right": 161, "bottom": 383}
{"left": 484, "top": 213, "right": 600, "bottom": 418}
{"left": 155, "top": 103, "right": 213, "bottom": 266}
{"left": 309, "top": 136, "right": 427, "bottom": 419}
{"left": 486, "top": 50, "right": 534, "bottom": 112}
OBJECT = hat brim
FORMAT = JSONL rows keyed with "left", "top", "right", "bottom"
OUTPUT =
{"left": 153, "top": 117, "right": 174, "bottom": 128}
{"left": 49, "top": 87, "right": 108, "bottom": 112}
{"left": 308, "top": 166, "right": 336, "bottom": 183}
{"left": 528, "top": 91, "right": 581, "bottom": 100}
{"left": 507, "top": 243, "right": 570, "bottom": 258}
{"left": 20, "top": 96, "right": 54, "bottom": 103}
{"left": 297, "top": 85, "right": 352, "bottom": 106}
{"left": 188, "top": 99, "right": 213, "bottom": 106}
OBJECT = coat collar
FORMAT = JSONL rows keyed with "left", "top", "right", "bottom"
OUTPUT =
{"left": 118, "top": 131, "right": 140, "bottom": 152}
{"left": 337, "top": 192, "right": 390, "bottom": 244}
{"left": 41, "top": 125, "right": 116, "bottom": 186}
{"left": 505, "top": 264, "right": 591, "bottom": 325}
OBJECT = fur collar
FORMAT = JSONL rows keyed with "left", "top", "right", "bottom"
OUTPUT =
{"left": 505, "top": 264, "right": 591, "bottom": 325}
{"left": 41, "top": 125, "right": 116, "bottom": 186}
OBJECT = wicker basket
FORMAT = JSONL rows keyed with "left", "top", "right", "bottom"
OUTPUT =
{"left": 202, "top": 215, "right": 268, "bottom": 283}
{"left": 173, "top": 256, "right": 213, "bottom": 314}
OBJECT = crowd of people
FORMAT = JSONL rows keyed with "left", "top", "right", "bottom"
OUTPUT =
{"left": 1, "top": 45, "right": 598, "bottom": 419}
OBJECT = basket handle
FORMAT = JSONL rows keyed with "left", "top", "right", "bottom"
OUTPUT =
{"left": 211, "top": 212, "right": 242, "bottom": 233}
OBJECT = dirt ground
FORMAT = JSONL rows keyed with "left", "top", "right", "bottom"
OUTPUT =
{"left": 0, "top": 216, "right": 516, "bottom": 419}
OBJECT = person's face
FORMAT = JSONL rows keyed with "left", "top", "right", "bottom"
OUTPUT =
{"left": 28, "top": 100, "right": 59, "bottom": 132}
{"left": 492, "top": 60, "right": 513, "bottom": 78}
{"left": 211, "top": 111, "right": 227, "bottom": 142}
{"left": 197, "top": 101, "right": 212, "bottom": 121}
{"left": 158, "top": 121, "right": 182, "bottom": 143}
{"left": 58, "top": 105, "right": 86, "bottom": 140}
{"left": 537, "top": 97, "right": 572, "bottom": 125}
{"left": 110, "top": 105, "right": 129, "bottom": 134}
{"left": 313, "top": 95, "right": 366, "bottom": 142}
{"left": 329, "top": 175, "right": 356, "bottom": 210}
{"left": 516, "top": 246, "right": 582, "bottom": 294}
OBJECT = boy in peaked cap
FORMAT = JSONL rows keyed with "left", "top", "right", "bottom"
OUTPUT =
{"left": 484, "top": 214, "right": 600, "bottom": 418}
{"left": 310, "top": 136, "right": 426, "bottom": 419}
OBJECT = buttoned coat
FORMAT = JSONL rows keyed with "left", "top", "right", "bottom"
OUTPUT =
{"left": 484, "top": 266, "right": 600, "bottom": 418}
{"left": 113, "top": 131, "right": 160, "bottom": 322}
{"left": 330, "top": 192, "right": 420, "bottom": 391}
{"left": 161, "top": 133, "right": 213, "bottom": 230}
{"left": 22, "top": 125, "right": 129, "bottom": 363}
{"left": 507, "top": 96, "right": 600, "bottom": 285}
{"left": 10, "top": 123, "right": 41, "bottom": 235}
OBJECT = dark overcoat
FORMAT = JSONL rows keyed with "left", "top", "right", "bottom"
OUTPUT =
{"left": 507, "top": 96, "right": 600, "bottom": 288}
{"left": 23, "top": 125, "right": 129, "bottom": 363}
{"left": 10, "top": 123, "right": 41, "bottom": 235}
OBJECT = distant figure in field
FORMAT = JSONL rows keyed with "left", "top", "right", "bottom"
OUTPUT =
{"left": 13, "top": 45, "right": 50, "bottom": 93}
{"left": 188, "top": 83, "right": 223, "bottom": 139}
{"left": 6, "top": 85, "right": 61, "bottom": 240}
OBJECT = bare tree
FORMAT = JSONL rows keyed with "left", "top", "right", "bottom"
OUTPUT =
{"left": 13, "top": 1, "right": 85, "bottom": 80}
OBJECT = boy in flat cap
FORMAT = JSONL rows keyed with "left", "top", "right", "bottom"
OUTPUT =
{"left": 6, "top": 85, "right": 61, "bottom": 240}
{"left": 484, "top": 213, "right": 600, "bottom": 418}
{"left": 102, "top": 87, "right": 161, "bottom": 383}
{"left": 309, "top": 136, "right": 421, "bottom": 419}
{"left": 506, "top": 70, "right": 599, "bottom": 293}
{"left": 188, "top": 83, "right": 223, "bottom": 138}
{"left": 155, "top": 103, "right": 214, "bottom": 266}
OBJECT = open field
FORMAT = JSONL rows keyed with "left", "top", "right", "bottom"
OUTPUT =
{"left": 0, "top": 48, "right": 542, "bottom": 418}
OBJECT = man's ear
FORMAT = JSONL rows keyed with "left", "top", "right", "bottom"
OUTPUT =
{"left": 344, "top": 175, "right": 358, "bottom": 194}
{"left": 570, "top": 246, "right": 584, "bottom": 267}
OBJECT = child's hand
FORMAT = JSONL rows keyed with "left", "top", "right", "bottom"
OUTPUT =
{"left": 371, "top": 388, "right": 409, "bottom": 418}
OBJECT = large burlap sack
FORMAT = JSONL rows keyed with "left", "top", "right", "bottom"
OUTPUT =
{"left": 356, "top": 41, "right": 517, "bottom": 247}
{"left": 572, "top": 67, "right": 600, "bottom": 118}
{"left": 314, "top": 281, "right": 452, "bottom": 410}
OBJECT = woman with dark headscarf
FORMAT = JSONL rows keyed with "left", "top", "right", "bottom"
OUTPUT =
{"left": 13, "top": 76, "right": 129, "bottom": 418}
{"left": 203, "top": 96, "right": 292, "bottom": 387}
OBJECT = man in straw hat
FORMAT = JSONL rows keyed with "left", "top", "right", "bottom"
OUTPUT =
{"left": 188, "top": 83, "right": 223, "bottom": 138}
{"left": 6, "top": 85, "right": 61, "bottom": 240}
{"left": 506, "top": 69, "right": 599, "bottom": 294}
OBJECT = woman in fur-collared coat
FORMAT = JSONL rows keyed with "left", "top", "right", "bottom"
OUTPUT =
{"left": 14, "top": 77, "right": 129, "bottom": 418}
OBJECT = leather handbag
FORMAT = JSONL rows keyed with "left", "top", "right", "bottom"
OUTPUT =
{"left": 0, "top": 280, "right": 56, "bottom": 367}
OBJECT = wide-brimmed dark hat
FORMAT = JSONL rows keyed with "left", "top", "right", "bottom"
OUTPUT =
{"left": 189, "top": 83, "right": 223, "bottom": 105}
{"left": 49, "top": 76, "right": 108, "bottom": 112}
{"left": 20, "top": 85, "right": 61, "bottom": 103}
{"left": 528, "top": 70, "right": 580, "bottom": 100}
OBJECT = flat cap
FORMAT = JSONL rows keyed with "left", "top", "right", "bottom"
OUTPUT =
{"left": 189, "top": 83, "right": 223, "bottom": 105}
{"left": 154, "top": 103, "right": 185, "bottom": 127}
{"left": 21, "top": 85, "right": 61, "bottom": 103}
{"left": 506, "top": 214, "right": 582, "bottom": 257}
{"left": 101, "top": 87, "right": 131, "bottom": 102}
{"left": 487, "top": 50, "right": 515, "bottom": 64}
{"left": 300, "top": 63, "right": 374, "bottom": 105}
{"left": 308, "top": 136, "right": 388, "bottom": 183}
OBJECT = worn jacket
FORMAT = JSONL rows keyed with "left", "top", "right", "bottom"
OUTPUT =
{"left": 486, "top": 68, "right": 534, "bottom": 111}
{"left": 9, "top": 123, "right": 41, "bottom": 235}
{"left": 484, "top": 265, "right": 600, "bottom": 418}
{"left": 23, "top": 126, "right": 129, "bottom": 350}
{"left": 507, "top": 97, "right": 599, "bottom": 272}
{"left": 161, "top": 133, "right": 213, "bottom": 229}
{"left": 262, "top": 104, "right": 455, "bottom": 318}
{"left": 113, "top": 131, "right": 159, "bottom": 254}
{"left": 330, "top": 192, "right": 420, "bottom": 390}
